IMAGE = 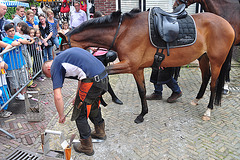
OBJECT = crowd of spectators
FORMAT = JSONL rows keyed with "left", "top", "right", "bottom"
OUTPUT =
{"left": 0, "top": 2, "right": 90, "bottom": 118}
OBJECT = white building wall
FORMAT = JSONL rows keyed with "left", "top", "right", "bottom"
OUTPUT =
{"left": 120, "top": 0, "right": 196, "bottom": 14}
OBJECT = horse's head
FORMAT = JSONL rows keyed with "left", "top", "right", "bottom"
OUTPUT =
{"left": 173, "top": 0, "right": 197, "bottom": 9}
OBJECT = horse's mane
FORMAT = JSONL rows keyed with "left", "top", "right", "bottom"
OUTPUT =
{"left": 67, "top": 9, "right": 141, "bottom": 37}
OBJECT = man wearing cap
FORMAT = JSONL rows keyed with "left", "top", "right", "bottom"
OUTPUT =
{"left": 42, "top": 47, "right": 108, "bottom": 156}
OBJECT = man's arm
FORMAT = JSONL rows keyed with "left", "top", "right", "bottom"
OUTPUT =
{"left": 0, "top": 41, "right": 12, "bottom": 52}
{"left": 83, "top": 11, "right": 87, "bottom": 22}
{"left": 18, "top": 38, "right": 31, "bottom": 45}
{"left": 53, "top": 88, "right": 66, "bottom": 123}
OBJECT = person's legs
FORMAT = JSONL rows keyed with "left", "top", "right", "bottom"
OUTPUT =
{"left": 166, "top": 78, "right": 181, "bottom": 94}
{"left": 47, "top": 46, "right": 53, "bottom": 60}
{"left": 53, "top": 37, "right": 59, "bottom": 49}
{"left": 75, "top": 103, "right": 91, "bottom": 139}
{"left": 154, "top": 83, "right": 163, "bottom": 95}
{"left": 74, "top": 102, "right": 94, "bottom": 156}
{"left": 166, "top": 77, "right": 182, "bottom": 103}
{"left": 89, "top": 101, "right": 106, "bottom": 140}
{"left": 146, "top": 83, "right": 163, "bottom": 100}
{"left": 43, "top": 48, "right": 48, "bottom": 62}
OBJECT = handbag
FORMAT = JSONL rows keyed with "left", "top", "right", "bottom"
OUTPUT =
{"left": 60, "top": 0, "right": 70, "bottom": 13}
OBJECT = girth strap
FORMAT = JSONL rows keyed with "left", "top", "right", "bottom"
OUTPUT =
{"left": 153, "top": 48, "right": 165, "bottom": 70}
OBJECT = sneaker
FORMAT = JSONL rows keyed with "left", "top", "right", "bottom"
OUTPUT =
{"left": 28, "top": 94, "right": 33, "bottom": 99}
{"left": 16, "top": 93, "right": 25, "bottom": 101}
{"left": 4, "top": 110, "right": 12, "bottom": 115}
{"left": 167, "top": 92, "right": 182, "bottom": 103}
{"left": 146, "top": 93, "right": 162, "bottom": 100}
{"left": 0, "top": 110, "right": 11, "bottom": 118}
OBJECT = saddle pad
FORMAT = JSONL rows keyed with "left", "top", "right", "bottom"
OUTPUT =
{"left": 149, "top": 8, "right": 197, "bottom": 49}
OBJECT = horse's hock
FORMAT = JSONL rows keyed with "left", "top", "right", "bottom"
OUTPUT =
{"left": 233, "top": 46, "right": 240, "bottom": 62}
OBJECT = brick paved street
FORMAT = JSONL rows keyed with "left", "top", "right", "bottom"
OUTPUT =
{"left": 0, "top": 62, "right": 239, "bottom": 159}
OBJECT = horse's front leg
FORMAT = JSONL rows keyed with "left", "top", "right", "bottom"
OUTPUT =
{"left": 133, "top": 69, "right": 148, "bottom": 124}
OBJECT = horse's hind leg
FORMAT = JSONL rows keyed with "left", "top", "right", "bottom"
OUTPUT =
{"left": 191, "top": 54, "right": 211, "bottom": 105}
{"left": 133, "top": 69, "right": 148, "bottom": 124}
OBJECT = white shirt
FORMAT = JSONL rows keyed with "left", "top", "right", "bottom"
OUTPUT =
{"left": 70, "top": 9, "right": 87, "bottom": 28}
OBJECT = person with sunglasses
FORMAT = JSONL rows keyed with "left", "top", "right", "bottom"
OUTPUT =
{"left": 23, "top": 5, "right": 39, "bottom": 24}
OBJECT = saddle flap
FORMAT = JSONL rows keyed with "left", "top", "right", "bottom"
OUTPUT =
{"left": 154, "top": 12, "right": 179, "bottom": 43}
{"left": 162, "top": 16, "right": 179, "bottom": 42}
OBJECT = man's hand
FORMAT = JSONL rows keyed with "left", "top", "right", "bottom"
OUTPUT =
{"left": 11, "top": 41, "right": 20, "bottom": 46}
{"left": 0, "top": 62, "right": 5, "bottom": 69}
{"left": 59, "top": 114, "right": 66, "bottom": 123}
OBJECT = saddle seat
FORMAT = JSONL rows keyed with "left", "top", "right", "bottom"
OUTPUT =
{"left": 153, "top": 4, "right": 187, "bottom": 43}
{"left": 156, "top": 4, "right": 187, "bottom": 18}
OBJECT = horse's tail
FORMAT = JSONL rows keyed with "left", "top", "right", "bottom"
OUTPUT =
{"left": 214, "top": 44, "right": 233, "bottom": 105}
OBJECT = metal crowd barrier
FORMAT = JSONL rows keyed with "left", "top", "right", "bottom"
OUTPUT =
{"left": 0, "top": 39, "right": 43, "bottom": 138}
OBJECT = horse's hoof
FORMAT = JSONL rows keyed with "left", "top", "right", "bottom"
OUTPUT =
{"left": 202, "top": 115, "right": 210, "bottom": 121}
{"left": 134, "top": 116, "right": 144, "bottom": 124}
{"left": 191, "top": 99, "right": 199, "bottom": 106}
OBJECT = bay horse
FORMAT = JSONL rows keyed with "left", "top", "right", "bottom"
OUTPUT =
{"left": 59, "top": 10, "right": 235, "bottom": 123}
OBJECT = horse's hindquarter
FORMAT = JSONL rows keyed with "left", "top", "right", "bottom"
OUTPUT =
{"left": 193, "top": 13, "right": 234, "bottom": 60}
{"left": 161, "top": 12, "right": 235, "bottom": 67}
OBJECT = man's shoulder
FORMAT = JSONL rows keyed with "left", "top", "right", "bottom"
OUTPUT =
{"left": 2, "top": 36, "right": 10, "bottom": 42}
{"left": 13, "top": 15, "right": 21, "bottom": 20}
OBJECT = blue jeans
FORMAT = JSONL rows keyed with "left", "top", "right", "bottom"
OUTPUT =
{"left": 154, "top": 77, "right": 181, "bottom": 95}
{"left": 43, "top": 46, "right": 53, "bottom": 62}
{"left": 0, "top": 85, "right": 9, "bottom": 110}
{"left": 52, "top": 36, "right": 59, "bottom": 49}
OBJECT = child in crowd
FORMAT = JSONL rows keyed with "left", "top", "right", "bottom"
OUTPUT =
{"left": 0, "top": 57, "right": 11, "bottom": 118}
{"left": 0, "top": 42, "right": 12, "bottom": 118}
{"left": 34, "top": 29, "right": 45, "bottom": 81}
{"left": 2, "top": 23, "right": 33, "bottom": 101}
{"left": 60, "top": 21, "right": 70, "bottom": 35}
{"left": 16, "top": 22, "right": 37, "bottom": 88}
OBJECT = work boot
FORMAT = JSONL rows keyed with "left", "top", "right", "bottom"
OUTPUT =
{"left": 91, "top": 121, "right": 107, "bottom": 140}
{"left": 146, "top": 93, "right": 162, "bottom": 100}
{"left": 73, "top": 137, "right": 94, "bottom": 156}
{"left": 167, "top": 92, "right": 182, "bottom": 103}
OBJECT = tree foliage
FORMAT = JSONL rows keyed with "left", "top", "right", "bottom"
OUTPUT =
{"left": 4, "top": 0, "right": 40, "bottom": 20}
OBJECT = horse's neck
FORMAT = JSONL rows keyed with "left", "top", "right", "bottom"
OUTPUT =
{"left": 72, "top": 28, "right": 115, "bottom": 49}
{"left": 200, "top": 0, "right": 221, "bottom": 13}
{"left": 200, "top": 0, "right": 239, "bottom": 16}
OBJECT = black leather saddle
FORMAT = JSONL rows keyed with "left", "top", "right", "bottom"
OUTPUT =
{"left": 149, "top": 4, "right": 196, "bottom": 57}
{"left": 153, "top": 4, "right": 187, "bottom": 43}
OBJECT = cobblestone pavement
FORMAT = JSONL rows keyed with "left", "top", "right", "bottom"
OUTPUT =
{"left": 0, "top": 63, "right": 240, "bottom": 159}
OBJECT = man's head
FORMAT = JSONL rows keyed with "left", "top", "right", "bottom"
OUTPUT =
{"left": 74, "top": 2, "right": 80, "bottom": 12}
{"left": 16, "top": 6, "right": 25, "bottom": 18}
{"left": 0, "top": 3, "right": 7, "bottom": 19}
{"left": 30, "top": 5, "right": 37, "bottom": 15}
{"left": 4, "top": 23, "right": 15, "bottom": 38}
{"left": 42, "top": 60, "right": 53, "bottom": 78}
